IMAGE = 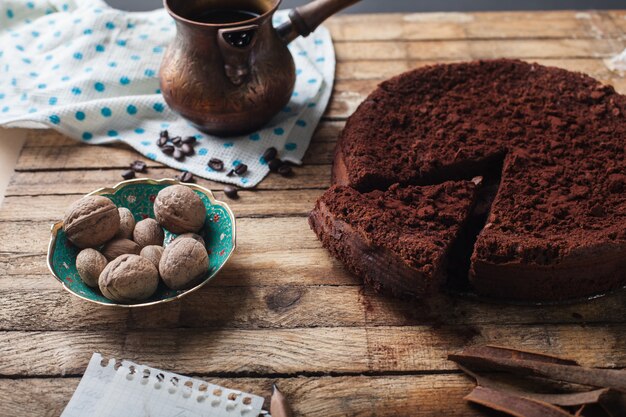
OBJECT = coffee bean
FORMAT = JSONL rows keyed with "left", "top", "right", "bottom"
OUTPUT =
{"left": 234, "top": 163, "right": 248, "bottom": 175}
{"left": 157, "top": 136, "right": 168, "bottom": 147}
{"left": 223, "top": 185, "right": 239, "bottom": 199}
{"left": 121, "top": 169, "right": 135, "bottom": 180}
{"left": 182, "top": 136, "right": 197, "bottom": 145}
{"left": 262, "top": 147, "right": 278, "bottom": 162}
{"left": 278, "top": 163, "right": 293, "bottom": 177}
{"left": 176, "top": 171, "right": 194, "bottom": 183}
{"left": 161, "top": 144, "right": 175, "bottom": 155}
{"left": 130, "top": 160, "right": 147, "bottom": 173}
{"left": 181, "top": 143, "right": 194, "bottom": 156}
{"left": 226, "top": 169, "right": 235, "bottom": 177}
{"left": 159, "top": 130, "right": 169, "bottom": 139}
{"left": 173, "top": 148, "right": 185, "bottom": 161}
{"left": 208, "top": 158, "right": 224, "bottom": 171}
{"left": 268, "top": 158, "right": 282, "bottom": 172}
{"left": 171, "top": 136, "right": 182, "bottom": 146}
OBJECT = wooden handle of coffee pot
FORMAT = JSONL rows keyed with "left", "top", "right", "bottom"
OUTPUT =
{"left": 277, "top": 0, "right": 361, "bottom": 44}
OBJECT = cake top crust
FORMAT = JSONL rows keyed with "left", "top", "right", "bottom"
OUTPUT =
{"left": 316, "top": 181, "right": 479, "bottom": 273}
{"left": 337, "top": 59, "right": 626, "bottom": 263}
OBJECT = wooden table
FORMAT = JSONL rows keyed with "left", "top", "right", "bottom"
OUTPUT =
{"left": 2, "top": 11, "right": 626, "bottom": 416}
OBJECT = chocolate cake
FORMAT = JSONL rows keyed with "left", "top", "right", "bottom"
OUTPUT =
{"left": 309, "top": 180, "right": 481, "bottom": 298}
{"left": 318, "top": 59, "right": 626, "bottom": 302}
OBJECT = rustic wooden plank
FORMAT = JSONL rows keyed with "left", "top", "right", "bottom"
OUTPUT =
{"left": 0, "top": 217, "right": 321, "bottom": 255}
{"left": 1, "top": 325, "right": 624, "bottom": 377}
{"left": 336, "top": 57, "right": 622, "bottom": 81}
{"left": 326, "top": 11, "right": 624, "bottom": 41}
{"left": 0, "top": 374, "right": 483, "bottom": 417}
{"left": 0, "top": 248, "right": 355, "bottom": 287}
{"left": 0, "top": 189, "right": 324, "bottom": 220}
{"left": 609, "top": 11, "right": 626, "bottom": 34}
{"left": 0, "top": 282, "right": 625, "bottom": 331}
{"left": 334, "top": 39, "right": 626, "bottom": 62}
{"left": 5, "top": 164, "right": 332, "bottom": 196}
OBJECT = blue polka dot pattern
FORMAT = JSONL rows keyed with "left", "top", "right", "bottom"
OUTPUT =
{"left": 224, "top": 142, "right": 234, "bottom": 148}
{"left": 7, "top": 9, "right": 14, "bottom": 19}
{"left": 146, "top": 153, "right": 156, "bottom": 160}
{"left": 144, "top": 69, "right": 156, "bottom": 77}
{"left": 73, "top": 52, "right": 83, "bottom": 60}
{"left": 49, "top": 115, "right": 60, "bottom": 124}
{"left": 153, "top": 103, "right": 164, "bottom": 112}
{"left": 75, "top": 111, "right": 85, "bottom": 121}
{"left": 116, "top": 40, "right": 127, "bottom": 47}
{"left": 296, "top": 120, "right": 307, "bottom": 127}
{"left": 107, "top": 130, "right": 118, "bottom": 137}
{"left": 48, "top": 97, "right": 58, "bottom": 105}
{"left": 130, "top": 55, "right": 140, "bottom": 60}
{"left": 134, "top": 128, "right": 145, "bottom": 134}
{"left": 249, "top": 133, "right": 260, "bottom": 141}
{"left": 198, "top": 148, "right": 208, "bottom": 156}
{"left": 71, "top": 87, "right": 82, "bottom": 95}
{"left": 82, "top": 132, "right": 93, "bottom": 140}
{"left": 94, "top": 82, "right": 105, "bottom": 92}
{"left": 2, "top": 106, "right": 10, "bottom": 113}
{"left": 101, "top": 107, "right": 112, "bottom": 117}
{"left": 285, "top": 142, "right": 297, "bottom": 151}
{"left": 274, "top": 127, "right": 285, "bottom": 135}
{"left": 83, "top": 29, "right": 93, "bottom": 35}
{"left": 105, "top": 22, "right": 115, "bottom": 30}
{"left": 37, "top": 83, "right": 47, "bottom": 89}
{"left": 126, "top": 105, "right": 137, "bottom": 115}
{"left": 152, "top": 46, "right": 163, "bottom": 53}
{"left": 120, "top": 76, "right": 131, "bottom": 85}
{"left": 95, "top": 44, "right": 105, "bottom": 52}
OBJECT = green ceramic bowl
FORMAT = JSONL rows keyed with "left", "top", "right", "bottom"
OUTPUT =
{"left": 47, "top": 178, "right": 236, "bottom": 308}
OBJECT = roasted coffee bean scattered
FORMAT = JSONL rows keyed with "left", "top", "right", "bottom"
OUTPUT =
{"left": 262, "top": 147, "right": 278, "bottom": 162}
{"left": 234, "top": 163, "right": 248, "bottom": 176}
{"left": 130, "top": 160, "right": 147, "bottom": 173}
{"left": 176, "top": 171, "right": 194, "bottom": 183}
{"left": 268, "top": 158, "right": 282, "bottom": 172}
{"left": 157, "top": 136, "right": 168, "bottom": 147}
{"left": 226, "top": 169, "right": 235, "bottom": 177}
{"left": 160, "top": 130, "right": 169, "bottom": 139}
{"left": 277, "top": 163, "right": 293, "bottom": 177}
{"left": 182, "top": 136, "right": 197, "bottom": 145}
{"left": 121, "top": 169, "right": 136, "bottom": 180}
{"left": 223, "top": 185, "right": 239, "bottom": 199}
{"left": 173, "top": 148, "right": 185, "bottom": 161}
{"left": 208, "top": 158, "right": 224, "bottom": 171}
{"left": 181, "top": 143, "right": 194, "bottom": 156}
{"left": 161, "top": 144, "right": 175, "bottom": 155}
{"left": 171, "top": 136, "right": 182, "bottom": 146}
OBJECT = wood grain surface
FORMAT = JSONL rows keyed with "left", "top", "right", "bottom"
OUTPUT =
{"left": 1, "top": 10, "right": 626, "bottom": 417}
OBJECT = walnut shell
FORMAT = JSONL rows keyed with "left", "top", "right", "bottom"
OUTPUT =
{"left": 115, "top": 207, "right": 136, "bottom": 239}
{"left": 140, "top": 245, "right": 164, "bottom": 270}
{"left": 101, "top": 238, "right": 140, "bottom": 262}
{"left": 154, "top": 185, "right": 206, "bottom": 234}
{"left": 159, "top": 238, "right": 209, "bottom": 290}
{"left": 99, "top": 254, "right": 159, "bottom": 303}
{"left": 133, "top": 218, "right": 164, "bottom": 248}
{"left": 175, "top": 233, "right": 205, "bottom": 247}
{"left": 63, "top": 195, "right": 120, "bottom": 248}
{"left": 76, "top": 248, "right": 108, "bottom": 288}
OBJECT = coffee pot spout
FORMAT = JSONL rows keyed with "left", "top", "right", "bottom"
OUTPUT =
{"left": 276, "top": 0, "right": 361, "bottom": 44}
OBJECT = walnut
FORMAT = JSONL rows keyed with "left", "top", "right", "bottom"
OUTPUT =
{"left": 101, "top": 238, "right": 140, "bottom": 262}
{"left": 154, "top": 185, "right": 206, "bottom": 234}
{"left": 115, "top": 207, "right": 136, "bottom": 240}
{"left": 133, "top": 218, "right": 164, "bottom": 248}
{"left": 175, "top": 233, "right": 205, "bottom": 247}
{"left": 76, "top": 248, "right": 108, "bottom": 287}
{"left": 99, "top": 254, "right": 159, "bottom": 303}
{"left": 63, "top": 195, "right": 120, "bottom": 248}
{"left": 140, "top": 245, "right": 164, "bottom": 270}
{"left": 159, "top": 238, "right": 209, "bottom": 290}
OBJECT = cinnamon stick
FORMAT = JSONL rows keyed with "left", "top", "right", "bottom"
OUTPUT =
{"left": 465, "top": 386, "right": 574, "bottom": 417}
{"left": 449, "top": 346, "right": 626, "bottom": 393}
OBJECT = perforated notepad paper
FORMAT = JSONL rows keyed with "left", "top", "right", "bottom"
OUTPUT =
{"left": 61, "top": 353, "right": 266, "bottom": 417}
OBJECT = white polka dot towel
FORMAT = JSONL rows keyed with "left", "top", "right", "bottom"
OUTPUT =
{"left": 0, "top": 0, "right": 335, "bottom": 188}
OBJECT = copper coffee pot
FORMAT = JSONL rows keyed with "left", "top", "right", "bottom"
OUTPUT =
{"left": 160, "top": 0, "right": 360, "bottom": 136}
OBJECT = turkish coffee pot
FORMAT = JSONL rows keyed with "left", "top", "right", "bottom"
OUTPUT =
{"left": 160, "top": 0, "right": 360, "bottom": 136}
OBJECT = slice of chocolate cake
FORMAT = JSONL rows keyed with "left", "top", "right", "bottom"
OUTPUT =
{"left": 327, "top": 59, "right": 626, "bottom": 301}
{"left": 309, "top": 180, "right": 481, "bottom": 298}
